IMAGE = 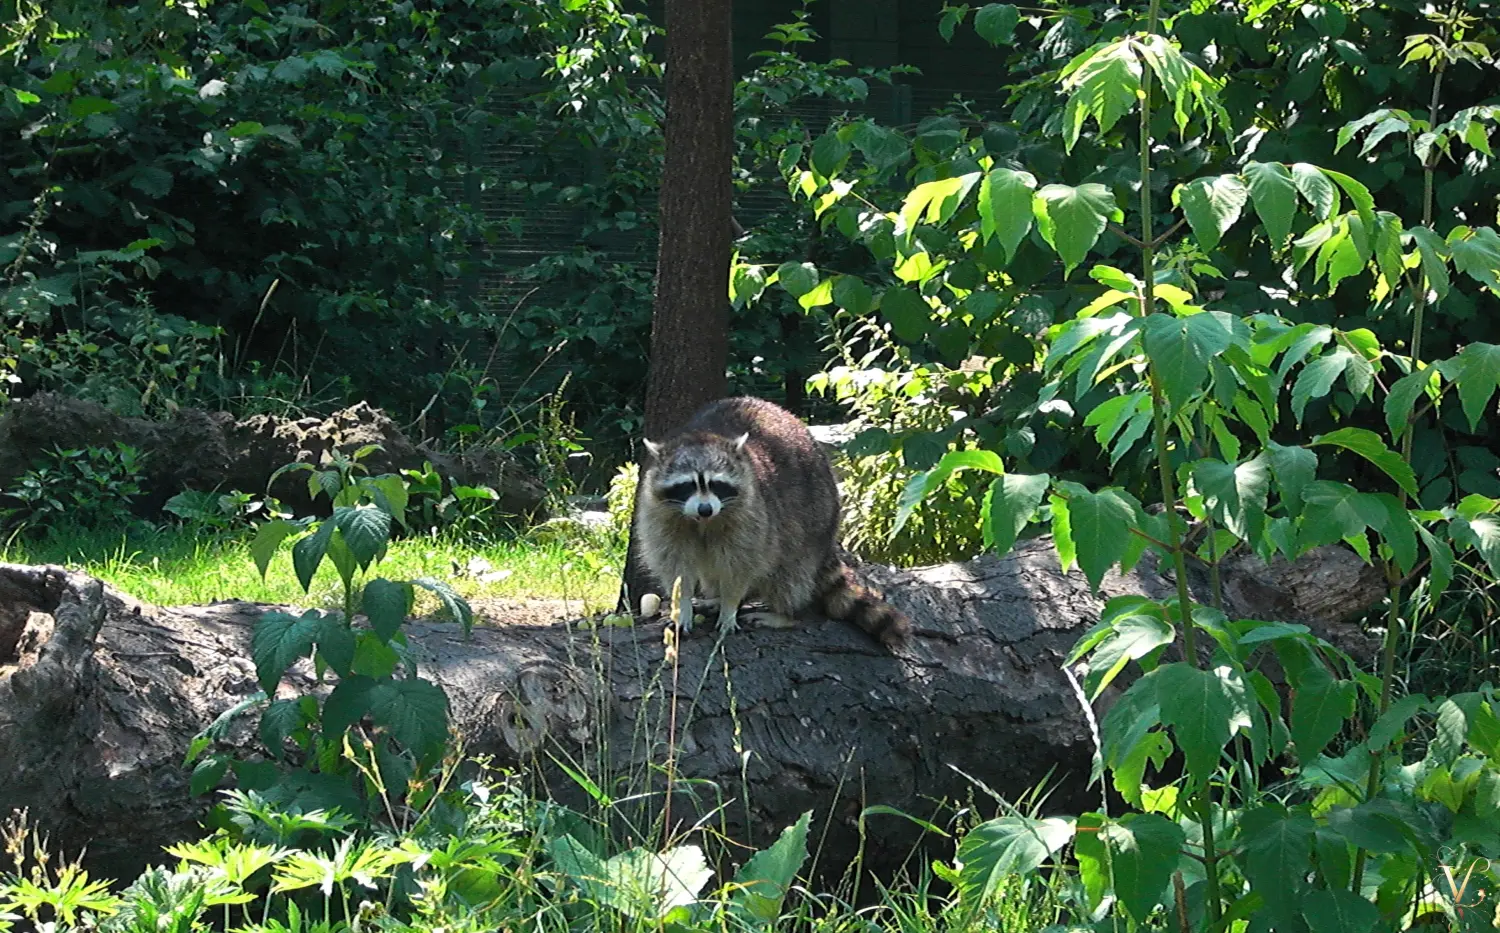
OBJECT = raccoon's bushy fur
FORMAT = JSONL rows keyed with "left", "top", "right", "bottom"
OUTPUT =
{"left": 635, "top": 396, "right": 909, "bottom": 649}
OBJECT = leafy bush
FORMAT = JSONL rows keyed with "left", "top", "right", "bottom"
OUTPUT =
{"left": 0, "top": 442, "right": 146, "bottom": 534}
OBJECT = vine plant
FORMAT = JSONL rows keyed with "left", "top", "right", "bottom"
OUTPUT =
{"left": 736, "top": 1, "right": 1500, "bottom": 928}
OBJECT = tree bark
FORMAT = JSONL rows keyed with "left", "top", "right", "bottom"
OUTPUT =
{"left": 621, "top": 0, "right": 735, "bottom": 612}
{"left": 0, "top": 541, "right": 1382, "bottom": 884}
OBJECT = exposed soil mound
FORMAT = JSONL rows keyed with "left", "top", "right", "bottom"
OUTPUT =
{"left": 0, "top": 393, "right": 547, "bottom": 520}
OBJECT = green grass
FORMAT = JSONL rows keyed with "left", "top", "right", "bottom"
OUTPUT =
{"left": 0, "top": 522, "right": 625, "bottom": 617}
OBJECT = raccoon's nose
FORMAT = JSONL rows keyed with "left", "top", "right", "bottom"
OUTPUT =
{"left": 696, "top": 502, "right": 715, "bottom": 518}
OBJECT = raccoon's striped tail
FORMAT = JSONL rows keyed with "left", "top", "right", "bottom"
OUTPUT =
{"left": 816, "top": 556, "right": 911, "bottom": 650}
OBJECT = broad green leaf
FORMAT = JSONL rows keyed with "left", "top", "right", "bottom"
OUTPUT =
{"left": 352, "top": 632, "right": 400, "bottom": 679}
{"left": 983, "top": 472, "right": 1051, "bottom": 557}
{"left": 731, "top": 812, "right": 811, "bottom": 922}
{"left": 832, "top": 275, "right": 873, "bottom": 316}
{"left": 1290, "top": 664, "right": 1356, "bottom": 762}
{"left": 1074, "top": 813, "right": 1185, "bottom": 924}
{"left": 1059, "top": 40, "right": 1142, "bottom": 151}
{"left": 1374, "top": 494, "right": 1418, "bottom": 575}
{"left": 1191, "top": 456, "right": 1270, "bottom": 541}
{"left": 1291, "top": 163, "right": 1338, "bottom": 219}
{"left": 1367, "top": 694, "right": 1428, "bottom": 750}
{"left": 1321, "top": 168, "right": 1376, "bottom": 227}
{"left": 361, "top": 578, "right": 412, "bottom": 643}
{"left": 1291, "top": 346, "right": 1355, "bottom": 423}
{"left": 978, "top": 168, "right": 1037, "bottom": 262}
{"left": 1035, "top": 183, "right": 1120, "bottom": 275}
{"left": 1050, "top": 493, "right": 1076, "bottom": 572}
{"left": 1242, "top": 161, "right": 1297, "bottom": 247}
{"left": 1406, "top": 226, "right": 1452, "bottom": 299}
{"left": 260, "top": 698, "right": 311, "bottom": 759}
{"left": 1134, "top": 33, "right": 1228, "bottom": 136}
{"left": 363, "top": 474, "right": 410, "bottom": 529}
{"left": 1174, "top": 175, "right": 1248, "bottom": 251}
{"left": 291, "top": 520, "right": 335, "bottom": 593}
{"left": 851, "top": 121, "right": 910, "bottom": 170}
{"left": 1435, "top": 342, "right": 1500, "bottom": 430}
{"left": 1156, "top": 664, "right": 1250, "bottom": 785}
{"left": 776, "top": 261, "right": 820, "bottom": 298}
{"left": 1384, "top": 367, "right": 1435, "bottom": 441}
{"left": 879, "top": 287, "right": 932, "bottom": 342}
{"left": 1446, "top": 225, "right": 1500, "bottom": 295}
{"left": 335, "top": 505, "right": 392, "bottom": 570}
{"left": 956, "top": 816, "right": 1075, "bottom": 904}
{"left": 973, "top": 4, "right": 1021, "bottom": 45}
{"left": 1060, "top": 484, "right": 1138, "bottom": 590}
{"left": 1300, "top": 888, "right": 1380, "bottom": 933}
{"left": 1083, "top": 610, "right": 1173, "bottom": 701}
{"left": 1101, "top": 671, "right": 1164, "bottom": 775}
{"left": 810, "top": 131, "right": 850, "bottom": 178}
{"left": 412, "top": 577, "right": 475, "bottom": 634}
{"left": 1142, "top": 312, "right": 1236, "bottom": 410}
{"left": 251, "top": 609, "right": 329, "bottom": 693}
{"left": 1237, "top": 805, "right": 1316, "bottom": 924}
{"left": 898, "top": 174, "right": 980, "bottom": 244}
{"left": 1300, "top": 481, "right": 1387, "bottom": 547}
{"left": 1309, "top": 427, "right": 1418, "bottom": 497}
{"left": 367, "top": 678, "right": 450, "bottom": 757}
{"left": 251, "top": 518, "right": 302, "bottom": 581}
{"left": 190, "top": 755, "right": 231, "bottom": 797}
{"left": 1265, "top": 442, "right": 1317, "bottom": 511}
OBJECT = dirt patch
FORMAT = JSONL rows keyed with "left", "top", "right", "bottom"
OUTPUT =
{"left": 0, "top": 393, "right": 548, "bottom": 520}
{"left": 464, "top": 596, "right": 599, "bottom": 628}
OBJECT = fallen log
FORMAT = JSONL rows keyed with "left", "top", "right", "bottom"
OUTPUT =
{"left": 0, "top": 541, "right": 1382, "bottom": 883}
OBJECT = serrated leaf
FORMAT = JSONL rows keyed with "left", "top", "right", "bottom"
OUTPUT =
{"left": 1435, "top": 342, "right": 1500, "bottom": 430}
{"left": 413, "top": 577, "right": 475, "bottom": 634}
{"left": 956, "top": 816, "right": 1075, "bottom": 904}
{"left": 190, "top": 755, "right": 231, "bottom": 797}
{"left": 351, "top": 632, "right": 400, "bottom": 679}
{"left": 1083, "top": 610, "right": 1174, "bottom": 701}
{"left": 260, "top": 698, "right": 310, "bottom": 759}
{"left": 810, "top": 131, "right": 850, "bottom": 178}
{"left": 1265, "top": 442, "right": 1317, "bottom": 511}
{"left": 321, "top": 674, "right": 377, "bottom": 741}
{"left": 1175, "top": 175, "right": 1248, "bottom": 251}
{"left": 1416, "top": 525, "right": 1453, "bottom": 600}
{"left": 1448, "top": 226, "right": 1500, "bottom": 294}
{"left": 1143, "top": 312, "right": 1236, "bottom": 410}
{"left": 1291, "top": 346, "right": 1354, "bottom": 423}
{"left": 1059, "top": 40, "right": 1142, "bottom": 151}
{"left": 1075, "top": 813, "right": 1185, "bottom": 924}
{"left": 1290, "top": 664, "right": 1356, "bottom": 762}
{"left": 1062, "top": 485, "right": 1139, "bottom": 590}
{"left": 251, "top": 519, "right": 302, "bottom": 581}
{"left": 731, "top": 811, "right": 811, "bottom": 921}
{"left": 983, "top": 472, "right": 1051, "bottom": 557}
{"left": 776, "top": 261, "right": 820, "bottom": 298}
{"left": 368, "top": 678, "right": 450, "bottom": 757}
{"left": 978, "top": 168, "right": 1037, "bottom": 261}
{"left": 1309, "top": 427, "right": 1419, "bottom": 497}
{"left": 292, "top": 520, "right": 335, "bottom": 592}
{"left": 1406, "top": 226, "right": 1451, "bottom": 300}
{"left": 361, "top": 578, "right": 412, "bottom": 643}
{"left": 1385, "top": 367, "right": 1434, "bottom": 441}
{"left": 1156, "top": 664, "right": 1250, "bottom": 785}
{"left": 1191, "top": 456, "right": 1270, "bottom": 541}
{"left": 879, "top": 287, "right": 932, "bottom": 342}
{"left": 335, "top": 505, "right": 392, "bottom": 570}
{"left": 251, "top": 609, "right": 328, "bottom": 693}
{"left": 1035, "top": 183, "right": 1120, "bottom": 274}
{"left": 1243, "top": 161, "right": 1297, "bottom": 246}
{"left": 832, "top": 275, "right": 873, "bottom": 316}
{"left": 1300, "top": 887, "right": 1380, "bottom": 933}
{"left": 1237, "top": 804, "right": 1315, "bottom": 920}
{"left": 1291, "top": 163, "right": 1338, "bottom": 219}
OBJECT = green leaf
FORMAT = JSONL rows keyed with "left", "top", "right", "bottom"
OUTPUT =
{"left": 335, "top": 505, "right": 392, "bottom": 570}
{"left": 1309, "top": 427, "right": 1419, "bottom": 497}
{"left": 1291, "top": 346, "right": 1356, "bottom": 423}
{"left": 260, "top": 698, "right": 310, "bottom": 759}
{"left": 368, "top": 678, "right": 450, "bottom": 757}
{"left": 320, "top": 674, "right": 377, "bottom": 741}
{"left": 1242, "top": 161, "right": 1297, "bottom": 247}
{"left": 1142, "top": 312, "right": 1236, "bottom": 410}
{"left": 1300, "top": 888, "right": 1380, "bottom": 933}
{"left": 251, "top": 519, "right": 302, "bottom": 581}
{"left": 1061, "top": 484, "right": 1139, "bottom": 590}
{"left": 879, "top": 287, "right": 932, "bottom": 342}
{"left": 130, "top": 166, "right": 174, "bottom": 199}
{"left": 412, "top": 577, "right": 474, "bottom": 635}
{"left": 190, "top": 755, "right": 231, "bottom": 797}
{"left": 1034, "top": 183, "right": 1120, "bottom": 275}
{"left": 12, "top": 89, "right": 40, "bottom": 104}
{"left": 899, "top": 174, "right": 980, "bottom": 243}
{"left": 1374, "top": 494, "right": 1418, "bottom": 575}
{"left": 251, "top": 609, "right": 329, "bottom": 694}
{"left": 810, "top": 131, "right": 850, "bottom": 178}
{"left": 1059, "top": 40, "right": 1142, "bottom": 151}
{"left": 730, "top": 812, "right": 811, "bottom": 922}
{"left": 1416, "top": 525, "right": 1453, "bottom": 600}
{"left": 1191, "top": 456, "right": 1270, "bottom": 541}
{"left": 983, "top": 473, "right": 1051, "bottom": 557}
{"left": 292, "top": 520, "right": 335, "bottom": 592}
{"left": 1290, "top": 665, "right": 1356, "bottom": 762}
{"left": 1075, "top": 813, "right": 1185, "bottom": 924}
{"left": 1265, "top": 442, "right": 1317, "bottom": 512}
{"left": 1291, "top": 163, "right": 1338, "bottom": 219}
{"left": 1156, "top": 664, "right": 1250, "bottom": 785}
{"left": 67, "top": 95, "right": 117, "bottom": 118}
{"left": 1237, "top": 804, "right": 1316, "bottom": 923}
{"left": 956, "top": 816, "right": 1075, "bottom": 904}
{"left": 1448, "top": 226, "right": 1500, "bottom": 294}
{"left": 1384, "top": 367, "right": 1434, "bottom": 441}
{"left": 1083, "top": 609, "right": 1174, "bottom": 701}
{"left": 1174, "top": 175, "right": 1248, "bottom": 251}
{"left": 851, "top": 121, "right": 910, "bottom": 170}
{"left": 832, "top": 275, "right": 873, "bottom": 316}
{"left": 776, "top": 261, "right": 820, "bottom": 298}
{"left": 978, "top": 168, "right": 1037, "bottom": 262}
{"left": 1407, "top": 226, "right": 1452, "bottom": 299}
{"left": 1300, "top": 481, "right": 1386, "bottom": 547}
{"left": 352, "top": 632, "right": 400, "bottom": 679}
{"left": 361, "top": 578, "right": 412, "bottom": 643}
{"left": 1435, "top": 342, "right": 1500, "bottom": 430}
{"left": 973, "top": 4, "right": 1021, "bottom": 44}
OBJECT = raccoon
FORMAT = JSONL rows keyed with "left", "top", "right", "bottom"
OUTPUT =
{"left": 635, "top": 396, "right": 910, "bottom": 649}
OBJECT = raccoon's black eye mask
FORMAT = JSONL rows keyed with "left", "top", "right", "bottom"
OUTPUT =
{"left": 658, "top": 475, "right": 739, "bottom": 503}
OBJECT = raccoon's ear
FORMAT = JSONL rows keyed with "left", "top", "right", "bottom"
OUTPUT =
{"left": 732, "top": 433, "right": 749, "bottom": 452}
{"left": 643, "top": 438, "right": 662, "bottom": 459}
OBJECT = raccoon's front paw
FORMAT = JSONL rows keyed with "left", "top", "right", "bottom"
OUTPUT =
{"left": 739, "top": 610, "right": 799, "bottom": 630}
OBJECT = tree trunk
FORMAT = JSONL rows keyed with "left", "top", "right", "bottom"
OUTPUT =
{"left": 621, "top": 0, "right": 735, "bottom": 613}
{"left": 0, "top": 542, "right": 1382, "bottom": 884}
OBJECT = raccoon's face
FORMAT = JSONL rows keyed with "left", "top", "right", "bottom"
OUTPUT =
{"left": 643, "top": 433, "right": 750, "bottom": 523}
